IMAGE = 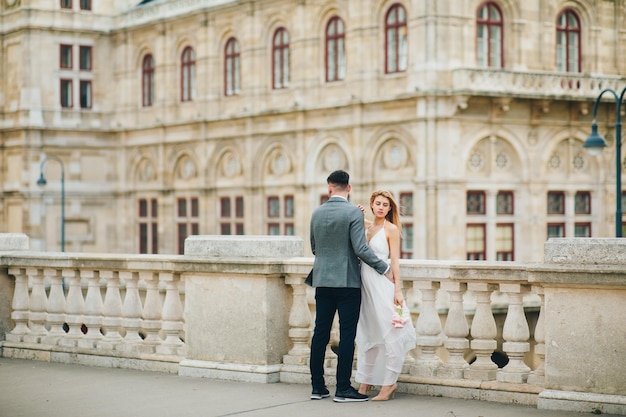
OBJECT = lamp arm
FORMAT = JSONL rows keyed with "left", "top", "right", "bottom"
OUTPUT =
{"left": 590, "top": 88, "right": 619, "bottom": 122}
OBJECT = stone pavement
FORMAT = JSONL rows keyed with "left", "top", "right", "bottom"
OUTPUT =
{"left": 0, "top": 357, "right": 603, "bottom": 417}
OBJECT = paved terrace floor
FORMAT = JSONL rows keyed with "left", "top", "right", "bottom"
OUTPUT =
{"left": 0, "top": 357, "right": 607, "bottom": 417}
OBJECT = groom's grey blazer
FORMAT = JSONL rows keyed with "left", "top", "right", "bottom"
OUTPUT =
{"left": 310, "top": 196, "right": 390, "bottom": 288}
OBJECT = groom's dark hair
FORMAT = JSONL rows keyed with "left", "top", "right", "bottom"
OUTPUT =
{"left": 327, "top": 170, "right": 350, "bottom": 187}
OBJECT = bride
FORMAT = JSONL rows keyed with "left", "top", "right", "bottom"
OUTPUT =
{"left": 355, "top": 190, "right": 416, "bottom": 401}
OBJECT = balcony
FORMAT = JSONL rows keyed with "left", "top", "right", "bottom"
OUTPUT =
{"left": 452, "top": 68, "right": 626, "bottom": 101}
{"left": 0, "top": 234, "right": 625, "bottom": 415}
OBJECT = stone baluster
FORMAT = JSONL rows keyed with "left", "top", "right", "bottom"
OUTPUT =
{"left": 7, "top": 268, "right": 30, "bottom": 342}
{"left": 283, "top": 273, "right": 312, "bottom": 365}
{"left": 497, "top": 283, "right": 531, "bottom": 383}
{"left": 411, "top": 281, "right": 443, "bottom": 377}
{"left": 140, "top": 271, "right": 163, "bottom": 353}
{"left": 42, "top": 268, "right": 67, "bottom": 345}
{"left": 464, "top": 283, "right": 498, "bottom": 380}
{"left": 99, "top": 270, "right": 124, "bottom": 351}
{"left": 23, "top": 268, "right": 48, "bottom": 344}
{"left": 119, "top": 271, "right": 143, "bottom": 353}
{"left": 527, "top": 285, "right": 545, "bottom": 385}
{"left": 78, "top": 270, "right": 104, "bottom": 349}
{"left": 156, "top": 272, "right": 184, "bottom": 356}
{"left": 59, "top": 269, "right": 85, "bottom": 348}
{"left": 437, "top": 281, "right": 469, "bottom": 378}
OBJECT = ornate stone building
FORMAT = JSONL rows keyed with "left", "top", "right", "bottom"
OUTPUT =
{"left": 0, "top": 0, "right": 624, "bottom": 260}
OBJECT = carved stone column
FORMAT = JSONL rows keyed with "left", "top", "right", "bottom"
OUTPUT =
{"left": 437, "top": 281, "right": 469, "bottom": 378}
{"left": 23, "top": 268, "right": 48, "bottom": 344}
{"left": 464, "top": 282, "right": 498, "bottom": 380}
{"left": 527, "top": 285, "right": 545, "bottom": 386}
{"left": 411, "top": 281, "right": 442, "bottom": 377}
{"left": 99, "top": 270, "right": 124, "bottom": 351}
{"left": 118, "top": 271, "right": 143, "bottom": 353}
{"left": 58, "top": 269, "right": 85, "bottom": 348}
{"left": 283, "top": 273, "right": 312, "bottom": 365}
{"left": 156, "top": 272, "right": 184, "bottom": 356}
{"left": 6, "top": 268, "right": 30, "bottom": 342}
{"left": 497, "top": 283, "right": 531, "bottom": 383}
{"left": 42, "top": 268, "right": 66, "bottom": 345}
{"left": 140, "top": 271, "right": 163, "bottom": 353}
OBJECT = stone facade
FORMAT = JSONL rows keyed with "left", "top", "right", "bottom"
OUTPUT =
{"left": 0, "top": 0, "right": 624, "bottom": 259}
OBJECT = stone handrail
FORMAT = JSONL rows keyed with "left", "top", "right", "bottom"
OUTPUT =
{"left": 452, "top": 68, "right": 626, "bottom": 100}
{"left": 0, "top": 234, "right": 625, "bottom": 415}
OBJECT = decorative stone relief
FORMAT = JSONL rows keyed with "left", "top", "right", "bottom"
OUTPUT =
{"left": 175, "top": 156, "right": 197, "bottom": 180}
{"left": 269, "top": 148, "right": 291, "bottom": 176}
{"left": 137, "top": 158, "right": 156, "bottom": 182}
{"left": 468, "top": 151, "right": 484, "bottom": 171}
{"left": 495, "top": 152, "right": 508, "bottom": 169}
{"left": 220, "top": 151, "right": 242, "bottom": 177}
{"left": 549, "top": 154, "right": 561, "bottom": 169}
{"left": 321, "top": 144, "right": 347, "bottom": 172}
{"left": 573, "top": 153, "right": 584, "bottom": 171}
{"left": 381, "top": 140, "right": 408, "bottom": 170}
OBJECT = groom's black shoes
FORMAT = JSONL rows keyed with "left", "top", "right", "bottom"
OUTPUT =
{"left": 310, "top": 386, "right": 330, "bottom": 400}
{"left": 333, "top": 387, "right": 369, "bottom": 402}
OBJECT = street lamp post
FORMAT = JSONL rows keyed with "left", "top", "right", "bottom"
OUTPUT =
{"left": 37, "top": 155, "right": 66, "bottom": 251}
{"left": 584, "top": 87, "right": 625, "bottom": 238}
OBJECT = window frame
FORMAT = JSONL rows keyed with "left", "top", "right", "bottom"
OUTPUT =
{"left": 476, "top": 1, "right": 504, "bottom": 68}
{"left": 547, "top": 222, "right": 566, "bottom": 239}
{"left": 142, "top": 54, "right": 155, "bottom": 107}
{"left": 272, "top": 27, "right": 290, "bottom": 89}
{"left": 325, "top": 16, "right": 346, "bottom": 82}
{"left": 181, "top": 46, "right": 196, "bottom": 102}
{"left": 467, "top": 190, "right": 486, "bottom": 215}
{"left": 495, "top": 222, "right": 514, "bottom": 261}
{"left": 466, "top": 223, "right": 486, "bottom": 260}
{"left": 556, "top": 9, "right": 581, "bottom": 73}
{"left": 547, "top": 191, "right": 565, "bottom": 215}
{"left": 138, "top": 198, "right": 158, "bottom": 254}
{"left": 385, "top": 3, "right": 408, "bottom": 74}
{"left": 79, "top": 45, "right": 92, "bottom": 71}
{"left": 60, "top": 79, "right": 73, "bottom": 108}
{"left": 496, "top": 191, "right": 514, "bottom": 215}
{"left": 224, "top": 37, "right": 241, "bottom": 96}
{"left": 80, "top": 0, "right": 91, "bottom": 10}
{"left": 79, "top": 80, "right": 92, "bottom": 109}
{"left": 574, "top": 222, "right": 591, "bottom": 238}
{"left": 60, "top": 0, "right": 72, "bottom": 9}
{"left": 60, "top": 44, "right": 73, "bottom": 69}
{"left": 574, "top": 191, "right": 591, "bottom": 214}
{"left": 176, "top": 196, "right": 199, "bottom": 255}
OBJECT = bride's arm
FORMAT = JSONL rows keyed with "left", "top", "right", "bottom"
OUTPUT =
{"left": 387, "top": 224, "right": 403, "bottom": 305}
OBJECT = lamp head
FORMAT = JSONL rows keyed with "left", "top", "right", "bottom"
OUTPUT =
{"left": 36, "top": 173, "right": 47, "bottom": 186}
{"left": 583, "top": 122, "right": 608, "bottom": 156}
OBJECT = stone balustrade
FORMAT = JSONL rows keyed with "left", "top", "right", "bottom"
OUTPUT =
{"left": 0, "top": 233, "right": 625, "bottom": 415}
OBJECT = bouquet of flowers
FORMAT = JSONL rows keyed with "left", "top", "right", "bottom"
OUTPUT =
{"left": 391, "top": 303, "right": 409, "bottom": 328}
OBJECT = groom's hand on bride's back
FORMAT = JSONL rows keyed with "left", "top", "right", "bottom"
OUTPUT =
{"left": 384, "top": 270, "right": 394, "bottom": 283}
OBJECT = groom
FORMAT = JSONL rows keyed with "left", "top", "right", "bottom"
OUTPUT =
{"left": 309, "top": 170, "right": 393, "bottom": 402}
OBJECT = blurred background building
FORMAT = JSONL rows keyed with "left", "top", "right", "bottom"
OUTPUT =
{"left": 0, "top": 0, "right": 624, "bottom": 260}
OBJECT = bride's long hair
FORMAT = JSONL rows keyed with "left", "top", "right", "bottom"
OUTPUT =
{"left": 369, "top": 190, "right": 402, "bottom": 236}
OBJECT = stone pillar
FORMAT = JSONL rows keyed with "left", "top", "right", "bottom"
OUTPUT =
{"left": 0, "top": 234, "right": 29, "bottom": 342}
{"left": 179, "top": 235, "right": 303, "bottom": 383}
{"left": 533, "top": 238, "right": 626, "bottom": 415}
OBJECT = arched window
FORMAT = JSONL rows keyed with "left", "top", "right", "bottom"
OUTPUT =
{"left": 272, "top": 28, "right": 290, "bottom": 89}
{"left": 224, "top": 37, "right": 241, "bottom": 96}
{"left": 556, "top": 9, "right": 581, "bottom": 72}
{"left": 325, "top": 17, "right": 345, "bottom": 82}
{"left": 142, "top": 54, "right": 155, "bottom": 107}
{"left": 476, "top": 2, "right": 503, "bottom": 68}
{"left": 385, "top": 4, "right": 408, "bottom": 73}
{"left": 181, "top": 46, "right": 196, "bottom": 102}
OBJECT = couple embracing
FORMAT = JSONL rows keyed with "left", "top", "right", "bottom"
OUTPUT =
{"left": 308, "top": 170, "right": 417, "bottom": 403}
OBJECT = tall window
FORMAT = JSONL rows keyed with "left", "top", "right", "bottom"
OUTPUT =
{"left": 385, "top": 4, "right": 408, "bottom": 73}
{"left": 224, "top": 38, "right": 241, "bottom": 96}
{"left": 220, "top": 196, "right": 244, "bottom": 235}
{"left": 181, "top": 46, "right": 196, "bottom": 102}
{"left": 79, "top": 80, "right": 91, "bottom": 109}
{"left": 467, "top": 224, "right": 486, "bottom": 260}
{"left": 80, "top": 0, "right": 91, "bottom": 10}
{"left": 176, "top": 197, "right": 199, "bottom": 255}
{"left": 476, "top": 2, "right": 503, "bottom": 68}
{"left": 399, "top": 192, "right": 413, "bottom": 258}
{"left": 142, "top": 54, "right": 155, "bottom": 107}
{"left": 272, "top": 28, "right": 290, "bottom": 89}
{"left": 61, "top": 0, "right": 72, "bottom": 8}
{"left": 325, "top": 17, "right": 346, "bottom": 82}
{"left": 79, "top": 46, "right": 92, "bottom": 70}
{"left": 60, "top": 79, "right": 73, "bottom": 108}
{"left": 267, "top": 195, "right": 294, "bottom": 235}
{"left": 60, "top": 45, "right": 72, "bottom": 69}
{"left": 139, "top": 198, "right": 158, "bottom": 254}
{"left": 496, "top": 224, "right": 514, "bottom": 260}
{"left": 556, "top": 9, "right": 581, "bottom": 72}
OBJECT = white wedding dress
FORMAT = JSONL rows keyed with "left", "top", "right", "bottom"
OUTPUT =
{"left": 355, "top": 224, "right": 417, "bottom": 386}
